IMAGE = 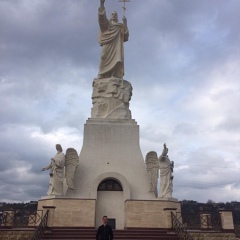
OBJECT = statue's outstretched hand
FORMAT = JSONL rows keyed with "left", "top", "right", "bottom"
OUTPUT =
{"left": 41, "top": 167, "right": 46, "bottom": 171}
{"left": 100, "top": 0, "right": 105, "bottom": 10}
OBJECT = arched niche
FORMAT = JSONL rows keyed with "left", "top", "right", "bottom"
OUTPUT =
{"left": 90, "top": 172, "right": 131, "bottom": 200}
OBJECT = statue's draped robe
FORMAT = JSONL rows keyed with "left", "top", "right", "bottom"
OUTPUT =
{"left": 159, "top": 155, "right": 172, "bottom": 198}
{"left": 65, "top": 151, "right": 78, "bottom": 190}
{"left": 98, "top": 8, "right": 129, "bottom": 78}
{"left": 47, "top": 152, "right": 65, "bottom": 195}
{"left": 145, "top": 154, "right": 159, "bottom": 195}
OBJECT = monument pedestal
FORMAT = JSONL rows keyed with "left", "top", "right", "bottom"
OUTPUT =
{"left": 37, "top": 197, "right": 180, "bottom": 229}
{"left": 60, "top": 118, "right": 179, "bottom": 229}
{"left": 65, "top": 118, "right": 158, "bottom": 229}
{"left": 125, "top": 199, "right": 180, "bottom": 228}
{"left": 67, "top": 118, "right": 155, "bottom": 200}
{"left": 37, "top": 119, "right": 181, "bottom": 229}
{"left": 38, "top": 197, "right": 95, "bottom": 227}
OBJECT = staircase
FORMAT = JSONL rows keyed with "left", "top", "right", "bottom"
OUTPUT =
{"left": 41, "top": 227, "right": 179, "bottom": 240}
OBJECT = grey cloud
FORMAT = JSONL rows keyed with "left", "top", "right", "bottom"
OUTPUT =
{"left": 216, "top": 116, "right": 240, "bottom": 132}
{"left": 173, "top": 123, "right": 197, "bottom": 136}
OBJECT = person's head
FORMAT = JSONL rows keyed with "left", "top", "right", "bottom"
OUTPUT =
{"left": 102, "top": 216, "right": 108, "bottom": 225}
{"left": 110, "top": 11, "right": 118, "bottom": 23}
{"left": 56, "top": 144, "right": 63, "bottom": 152}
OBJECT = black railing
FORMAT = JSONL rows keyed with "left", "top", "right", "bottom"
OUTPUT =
{"left": 171, "top": 212, "right": 194, "bottom": 240}
{"left": 31, "top": 210, "right": 49, "bottom": 240}
{"left": 0, "top": 210, "right": 43, "bottom": 228}
{"left": 233, "top": 210, "right": 240, "bottom": 237}
{"left": 28, "top": 210, "right": 44, "bottom": 227}
{"left": 178, "top": 212, "right": 221, "bottom": 231}
{"left": 0, "top": 211, "right": 14, "bottom": 227}
{"left": 234, "top": 224, "right": 240, "bottom": 237}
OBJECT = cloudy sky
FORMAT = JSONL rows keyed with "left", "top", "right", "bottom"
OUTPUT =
{"left": 0, "top": 0, "right": 239, "bottom": 203}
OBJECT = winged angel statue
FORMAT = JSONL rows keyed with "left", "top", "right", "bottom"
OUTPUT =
{"left": 145, "top": 144, "right": 174, "bottom": 198}
{"left": 42, "top": 145, "right": 78, "bottom": 196}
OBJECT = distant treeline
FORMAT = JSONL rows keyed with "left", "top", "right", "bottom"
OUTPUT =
{"left": 180, "top": 200, "right": 240, "bottom": 224}
{"left": 0, "top": 201, "right": 38, "bottom": 212}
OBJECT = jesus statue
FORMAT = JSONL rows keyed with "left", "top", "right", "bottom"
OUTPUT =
{"left": 97, "top": 0, "right": 129, "bottom": 79}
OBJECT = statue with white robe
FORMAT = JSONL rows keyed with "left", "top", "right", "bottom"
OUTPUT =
{"left": 159, "top": 143, "right": 174, "bottom": 198}
{"left": 42, "top": 144, "right": 65, "bottom": 196}
{"left": 97, "top": 0, "right": 129, "bottom": 79}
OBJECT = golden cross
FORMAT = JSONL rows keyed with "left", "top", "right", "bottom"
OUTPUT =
{"left": 119, "top": 0, "right": 130, "bottom": 17}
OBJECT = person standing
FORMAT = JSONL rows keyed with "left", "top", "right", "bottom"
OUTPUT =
{"left": 96, "top": 216, "right": 113, "bottom": 240}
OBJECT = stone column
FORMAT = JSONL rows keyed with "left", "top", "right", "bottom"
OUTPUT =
{"left": 42, "top": 206, "right": 56, "bottom": 227}
{"left": 3, "top": 211, "right": 15, "bottom": 227}
{"left": 200, "top": 213, "right": 212, "bottom": 229}
{"left": 164, "top": 208, "right": 177, "bottom": 229}
{"left": 219, "top": 210, "right": 234, "bottom": 230}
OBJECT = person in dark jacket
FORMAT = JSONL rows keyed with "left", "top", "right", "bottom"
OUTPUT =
{"left": 96, "top": 216, "right": 113, "bottom": 240}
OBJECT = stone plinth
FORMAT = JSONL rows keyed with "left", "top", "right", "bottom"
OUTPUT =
{"left": 91, "top": 78, "right": 132, "bottom": 119}
{"left": 125, "top": 199, "right": 180, "bottom": 229}
{"left": 200, "top": 213, "right": 212, "bottom": 229}
{"left": 37, "top": 198, "right": 95, "bottom": 227}
{"left": 219, "top": 210, "right": 234, "bottom": 230}
{"left": 2, "top": 211, "right": 14, "bottom": 227}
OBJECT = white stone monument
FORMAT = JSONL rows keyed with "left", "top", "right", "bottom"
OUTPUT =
{"left": 38, "top": 0, "right": 180, "bottom": 230}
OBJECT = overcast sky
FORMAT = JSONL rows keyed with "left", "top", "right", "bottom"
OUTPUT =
{"left": 0, "top": 0, "right": 239, "bottom": 203}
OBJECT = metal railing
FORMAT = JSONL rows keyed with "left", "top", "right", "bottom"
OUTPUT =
{"left": 0, "top": 211, "right": 14, "bottom": 227}
{"left": 177, "top": 212, "right": 221, "bottom": 231}
{"left": 31, "top": 210, "right": 49, "bottom": 240}
{"left": 234, "top": 224, "right": 240, "bottom": 238}
{"left": 171, "top": 212, "right": 194, "bottom": 240}
{"left": 0, "top": 210, "right": 43, "bottom": 228}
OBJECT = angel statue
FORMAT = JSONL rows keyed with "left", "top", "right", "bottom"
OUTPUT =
{"left": 65, "top": 148, "right": 79, "bottom": 190}
{"left": 42, "top": 145, "right": 78, "bottom": 196}
{"left": 145, "top": 151, "right": 159, "bottom": 197}
{"left": 159, "top": 143, "right": 174, "bottom": 198}
{"left": 42, "top": 144, "right": 65, "bottom": 196}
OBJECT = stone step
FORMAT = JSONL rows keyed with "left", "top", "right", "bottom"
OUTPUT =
{"left": 42, "top": 227, "right": 179, "bottom": 240}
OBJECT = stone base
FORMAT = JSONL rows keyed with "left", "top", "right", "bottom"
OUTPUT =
{"left": 37, "top": 197, "right": 180, "bottom": 229}
{"left": 125, "top": 199, "right": 181, "bottom": 229}
{"left": 91, "top": 78, "right": 132, "bottom": 119}
{"left": 37, "top": 198, "right": 95, "bottom": 227}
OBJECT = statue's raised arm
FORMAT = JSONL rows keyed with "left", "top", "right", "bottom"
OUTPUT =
{"left": 97, "top": 0, "right": 129, "bottom": 79}
{"left": 100, "top": 0, "right": 105, "bottom": 12}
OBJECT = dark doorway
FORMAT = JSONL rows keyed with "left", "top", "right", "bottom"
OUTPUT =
{"left": 108, "top": 218, "right": 116, "bottom": 229}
